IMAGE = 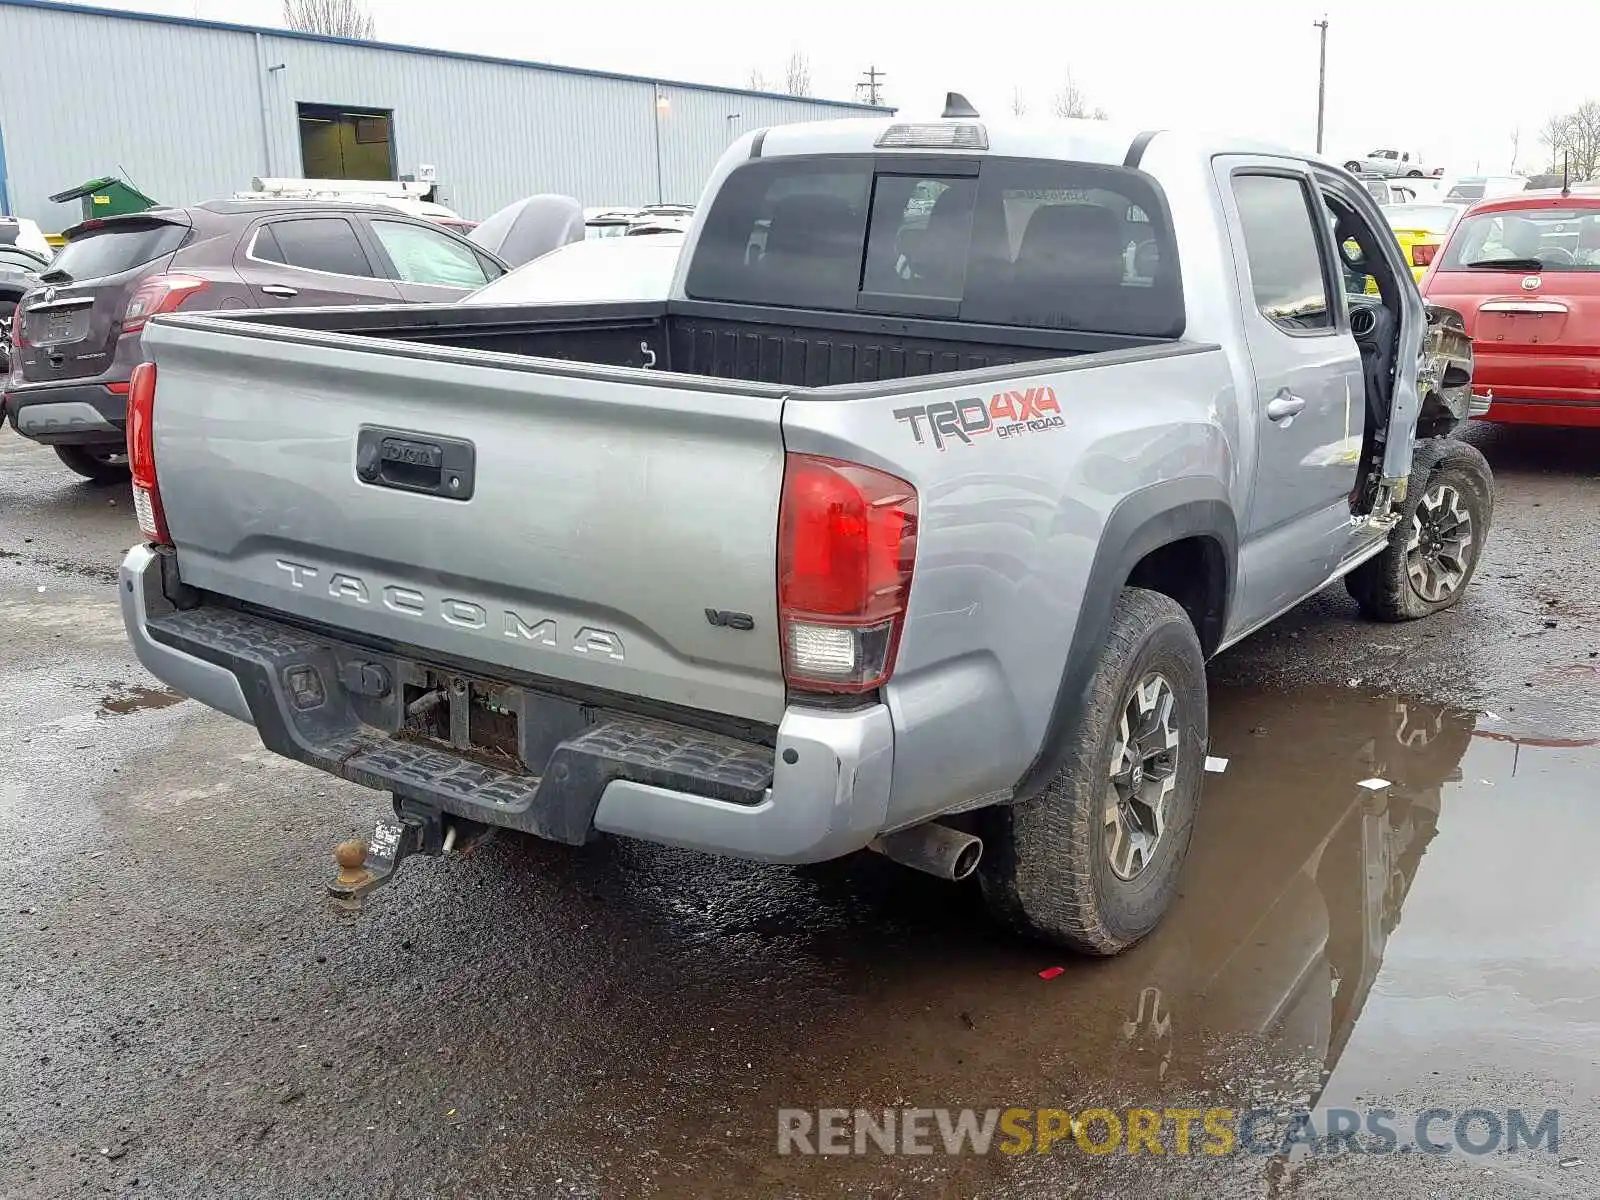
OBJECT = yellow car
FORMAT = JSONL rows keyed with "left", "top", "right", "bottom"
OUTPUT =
{"left": 1384, "top": 203, "right": 1463, "bottom": 283}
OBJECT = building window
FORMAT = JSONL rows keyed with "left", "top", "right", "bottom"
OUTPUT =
{"left": 298, "top": 103, "right": 395, "bottom": 181}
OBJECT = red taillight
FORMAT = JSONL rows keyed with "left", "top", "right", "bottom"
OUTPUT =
{"left": 122, "top": 274, "right": 208, "bottom": 336}
{"left": 1412, "top": 243, "right": 1439, "bottom": 268}
{"left": 777, "top": 454, "right": 917, "bottom": 694}
{"left": 127, "top": 361, "right": 170, "bottom": 545}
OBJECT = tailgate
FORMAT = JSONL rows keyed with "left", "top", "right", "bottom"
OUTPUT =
{"left": 144, "top": 317, "right": 789, "bottom": 724}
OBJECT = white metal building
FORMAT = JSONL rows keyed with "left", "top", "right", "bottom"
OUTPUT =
{"left": 0, "top": 0, "right": 889, "bottom": 227}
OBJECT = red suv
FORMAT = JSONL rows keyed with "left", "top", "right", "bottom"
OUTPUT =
{"left": 1420, "top": 190, "right": 1600, "bottom": 427}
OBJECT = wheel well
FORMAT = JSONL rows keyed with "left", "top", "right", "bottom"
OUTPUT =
{"left": 1126, "top": 537, "right": 1229, "bottom": 655}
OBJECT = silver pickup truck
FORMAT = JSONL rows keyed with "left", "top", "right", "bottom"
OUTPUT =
{"left": 119, "top": 106, "right": 1485, "bottom": 955}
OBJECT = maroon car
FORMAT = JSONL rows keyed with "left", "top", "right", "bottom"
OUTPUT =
{"left": 2, "top": 200, "right": 508, "bottom": 481}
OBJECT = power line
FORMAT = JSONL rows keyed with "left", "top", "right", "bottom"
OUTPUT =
{"left": 857, "top": 66, "right": 885, "bottom": 108}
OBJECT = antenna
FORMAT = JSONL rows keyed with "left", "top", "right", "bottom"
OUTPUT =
{"left": 942, "top": 92, "right": 980, "bottom": 119}
{"left": 1562, "top": 152, "right": 1570, "bottom": 198}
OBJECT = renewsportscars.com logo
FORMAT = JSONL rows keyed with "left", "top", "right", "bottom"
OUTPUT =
{"left": 775, "top": 1106, "right": 1563, "bottom": 1158}
{"left": 894, "top": 385, "right": 1065, "bottom": 451}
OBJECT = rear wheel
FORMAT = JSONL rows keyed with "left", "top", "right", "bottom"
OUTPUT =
{"left": 1344, "top": 161, "right": 1363, "bottom": 172}
{"left": 979, "top": 588, "right": 1207, "bottom": 956}
{"left": 54, "top": 444, "right": 130, "bottom": 485}
{"left": 1345, "top": 438, "right": 1493, "bottom": 621}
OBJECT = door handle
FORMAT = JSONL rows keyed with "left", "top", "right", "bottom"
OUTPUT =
{"left": 1266, "top": 393, "right": 1307, "bottom": 422}
{"left": 260, "top": 285, "right": 298, "bottom": 299}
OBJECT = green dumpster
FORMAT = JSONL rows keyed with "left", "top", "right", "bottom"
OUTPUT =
{"left": 47, "top": 176, "right": 159, "bottom": 223}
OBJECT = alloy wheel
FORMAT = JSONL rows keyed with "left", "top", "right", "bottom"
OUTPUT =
{"left": 1104, "top": 673, "right": 1180, "bottom": 881}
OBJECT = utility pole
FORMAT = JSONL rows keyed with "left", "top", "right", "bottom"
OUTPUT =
{"left": 856, "top": 65, "right": 885, "bottom": 108}
{"left": 1313, "top": 16, "right": 1329, "bottom": 154}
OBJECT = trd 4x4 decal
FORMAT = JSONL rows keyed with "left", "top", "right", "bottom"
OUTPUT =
{"left": 894, "top": 386, "right": 1064, "bottom": 450}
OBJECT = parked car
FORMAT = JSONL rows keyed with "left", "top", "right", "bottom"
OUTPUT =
{"left": 237, "top": 178, "right": 475, "bottom": 234}
{"left": 1344, "top": 149, "right": 1437, "bottom": 179}
{"left": 119, "top": 112, "right": 1486, "bottom": 956}
{"left": 584, "top": 207, "right": 643, "bottom": 239}
{"left": 1, "top": 200, "right": 507, "bottom": 481}
{"left": 1441, "top": 175, "right": 1530, "bottom": 204}
{"left": 0, "top": 215, "right": 53, "bottom": 261}
{"left": 1357, "top": 174, "right": 1426, "bottom": 206}
{"left": 624, "top": 216, "right": 690, "bottom": 236}
{"left": 0, "top": 244, "right": 47, "bottom": 374}
{"left": 1383, "top": 203, "right": 1464, "bottom": 282}
{"left": 466, "top": 232, "right": 682, "bottom": 304}
{"left": 1420, "top": 189, "right": 1600, "bottom": 426}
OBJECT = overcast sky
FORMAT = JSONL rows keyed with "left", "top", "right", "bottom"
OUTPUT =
{"left": 96, "top": 0, "right": 1599, "bottom": 176}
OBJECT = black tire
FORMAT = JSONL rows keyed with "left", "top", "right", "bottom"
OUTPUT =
{"left": 1345, "top": 438, "right": 1493, "bottom": 622}
{"left": 979, "top": 588, "right": 1207, "bottom": 956}
{"left": 1344, "top": 161, "right": 1363, "bottom": 172}
{"left": 1406, "top": 169, "right": 1424, "bottom": 178}
{"left": 54, "top": 444, "right": 130, "bottom": 485}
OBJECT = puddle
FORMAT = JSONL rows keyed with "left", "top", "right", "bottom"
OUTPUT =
{"left": 555, "top": 684, "right": 1600, "bottom": 1195}
{"left": 97, "top": 684, "right": 185, "bottom": 716}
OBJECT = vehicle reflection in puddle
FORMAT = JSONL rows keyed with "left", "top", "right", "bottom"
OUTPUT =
{"left": 357, "top": 683, "right": 1599, "bottom": 1196}
{"left": 666, "top": 685, "right": 1599, "bottom": 1192}
{"left": 964, "top": 686, "right": 1598, "bottom": 1107}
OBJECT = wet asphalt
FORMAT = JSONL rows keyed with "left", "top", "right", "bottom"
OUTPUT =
{"left": 2, "top": 422, "right": 1599, "bottom": 1199}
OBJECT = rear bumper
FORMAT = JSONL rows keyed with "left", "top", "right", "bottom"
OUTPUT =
{"left": 119, "top": 544, "right": 893, "bottom": 863}
{"left": 5, "top": 380, "right": 128, "bottom": 444}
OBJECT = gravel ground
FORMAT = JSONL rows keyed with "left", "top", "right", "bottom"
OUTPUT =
{"left": 2, "top": 421, "right": 1597, "bottom": 1199}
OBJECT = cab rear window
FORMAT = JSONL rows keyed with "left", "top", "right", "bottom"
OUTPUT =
{"left": 47, "top": 223, "right": 186, "bottom": 282}
{"left": 685, "top": 156, "right": 1185, "bottom": 338}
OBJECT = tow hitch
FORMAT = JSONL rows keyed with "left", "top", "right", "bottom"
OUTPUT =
{"left": 327, "top": 799, "right": 493, "bottom": 912}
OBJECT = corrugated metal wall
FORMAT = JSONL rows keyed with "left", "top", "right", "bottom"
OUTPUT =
{"left": 0, "top": 0, "right": 884, "bottom": 228}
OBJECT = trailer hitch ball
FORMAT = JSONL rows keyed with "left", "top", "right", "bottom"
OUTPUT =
{"left": 333, "top": 840, "right": 372, "bottom": 889}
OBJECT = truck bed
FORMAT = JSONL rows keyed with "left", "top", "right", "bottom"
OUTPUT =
{"left": 215, "top": 298, "right": 1172, "bottom": 387}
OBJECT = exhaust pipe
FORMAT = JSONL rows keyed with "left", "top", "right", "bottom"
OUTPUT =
{"left": 870, "top": 822, "right": 983, "bottom": 881}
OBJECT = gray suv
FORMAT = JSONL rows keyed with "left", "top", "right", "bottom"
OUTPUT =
{"left": 2, "top": 200, "right": 507, "bottom": 481}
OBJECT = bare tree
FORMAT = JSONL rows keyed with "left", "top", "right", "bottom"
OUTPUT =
{"left": 1051, "top": 70, "right": 1107, "bottom": 121}
{"left": 1010, "top": 86, "right": 1028, "bottom": 117}
{"left": 747, "top": 68, "right": 769, "bottom": 91}
{"left": 1541, "top": 101, "right": 1600, "bottom": 181}
{"left": 1509, "top": 126, "right": 1521, "bottom": 174}
{"left": 282, "top": 0, "right": 375, "bottom": 38}
{"left": 782, "top": 50, "right": 812, "bottom": 98}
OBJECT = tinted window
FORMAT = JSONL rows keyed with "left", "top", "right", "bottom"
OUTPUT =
{"left": 686, "top": 156, "right": 1183, "bottom": 336}
{"left": 687, "top": 161, "right": 870, "bottom": 310}
{"left": 960, "top": 160, "right": 1182, "bottom": 335}
{"left": 1438, "top": 208, "right": 1600, "bottom": 272}
{"left": 47, "top": 223, "right": 185, "bottom": 282}
{"left": 254, "top": 218, "right": 373, "bottom": 277}
{"left": 861, "top": 175, "right": 976, "bottom": 300}
{"left": 371, "top": 220, "right": 490, "bottom": 287}
{"left": 1231, "top": 174, "right": 1334, "bottom": 330}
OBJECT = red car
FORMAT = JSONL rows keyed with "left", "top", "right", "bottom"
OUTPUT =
{"left": 1420, "top": 190, "right": 1600, "bottom": 427}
